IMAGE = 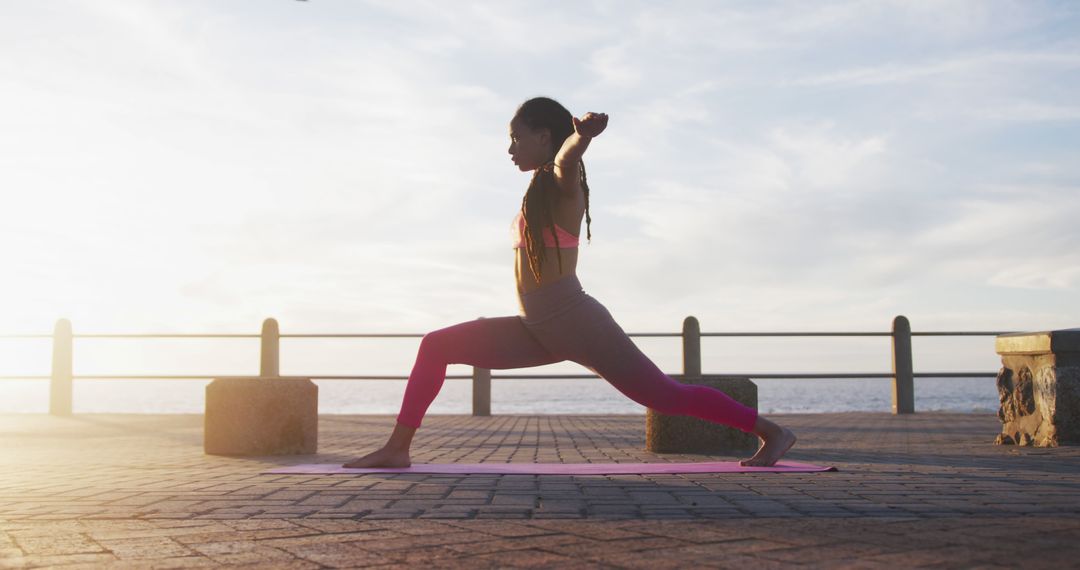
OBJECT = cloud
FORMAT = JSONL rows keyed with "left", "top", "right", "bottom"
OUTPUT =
{"left": 587, "top": 43, "right": 643, "bottom": 88}
{"left": 767, "top": 124, "right": 888, "bottom": 190}
{"left": 964, "top": 102, "right": 1080, "bottom": 123}
{"left": 789, "top": 50, "right": 1080, "bottom": 87}
{"left": 608, "top": 123, "right": 890, "bottom": 252}
{"left": 987, "top": 263, "right": 1080, "bottom": 290}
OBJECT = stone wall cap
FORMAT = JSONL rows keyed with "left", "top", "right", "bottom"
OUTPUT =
{"left": 995, "top": 328, "right": 1080, "bottom": 355}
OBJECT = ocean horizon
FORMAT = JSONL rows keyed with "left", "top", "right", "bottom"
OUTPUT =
{"left": 0, "top": 323, "right": 1005, "bottom": 416}
{"left": 0, "top": 376, "right": 999, "bottom": 415}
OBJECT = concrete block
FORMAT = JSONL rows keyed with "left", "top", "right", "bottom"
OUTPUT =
{"left": 646, "top": 375, "right": 758, "bottom": 454}
{"left": 205, "top": 376, "right": 318, "bottom": 455}
{"left": 996, "top": 328, "right": 1080, "bottom": 446}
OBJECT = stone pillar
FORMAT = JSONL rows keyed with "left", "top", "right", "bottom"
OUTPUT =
{"left": 473, "top": 316, "right": 491, "bottom": 417}
{"left": 994, "top": 328, "right": 1080, "bottom": 446}
{"left": 260, "top": 318, "right": 280, "bottom": 378}
{"left": 205, "top": 376, "right": 318, "bottom": 455}
{"left": 50, "top": 318, "right": 73, "bottom": 416}
{"left": 682, "top": 316, "right": 701, "bottom": 377}
{"left": 646, "top": 375, "right": 758, "bottom": 454}
{"left": 892, "top": 315, "right": 914, "bottom": 414}
{"left": 472, "top": 365, "right": 491, "bottom": 417}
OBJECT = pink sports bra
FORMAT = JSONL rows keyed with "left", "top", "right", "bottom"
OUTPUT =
{"left": 511, "top": 211, "right": 580, "bottom": 249}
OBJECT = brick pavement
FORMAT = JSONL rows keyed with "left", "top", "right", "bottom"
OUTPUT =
{"left": 2, "top": 412, "right": 1079, "bottom": 568}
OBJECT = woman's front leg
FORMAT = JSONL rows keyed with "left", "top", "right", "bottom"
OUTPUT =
{"left": 343, "top": 315, "right": 562, "bottom": 468}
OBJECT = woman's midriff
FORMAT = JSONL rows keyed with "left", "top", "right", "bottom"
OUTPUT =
{"left": 515, "top": 246, "right": 579, "bottom": 295}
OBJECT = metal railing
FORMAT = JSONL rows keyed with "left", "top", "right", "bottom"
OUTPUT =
{"left": 0, "top": 315, "right": 1008, "bottom": 416}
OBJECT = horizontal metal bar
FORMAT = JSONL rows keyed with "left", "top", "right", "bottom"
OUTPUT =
{"left": 911, "top": 332, "right": 1011, "bottom": 336}
{"left": 285, "top": 333, "right": 679, "bottom": 339}
{"left": 492, "top": 373, "right": 903, "bottom": 379}
{"left": 0, "top": 331, "right": 1020, "bottom": 339}
{"left": 74, "top": 334, "right": 260, "bottom": 339}
{"left": 912, "top": 372, "right": 998, "bottom": 378}
{"left": 53, "top": 375, "right": 452, "bottom": 380}
{"left": 700, "top": 332, "right": 889, "bottom": 337}
{"left": 69, "top": 375, "right": 236, "bottom": 380}
{"left": 1, "top": 371, "right": 999, "bottom": 381}
{"left": 281, "top": 334, "right": 423, "bottom": 338}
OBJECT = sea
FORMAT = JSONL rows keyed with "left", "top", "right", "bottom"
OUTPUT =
{"left": 0, "top": 333, "right": 1002, "bottom": 414}
{"left": 0, "top": 377, "right": 999, "bottom": 415}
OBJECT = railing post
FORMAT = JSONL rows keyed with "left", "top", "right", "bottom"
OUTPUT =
{"left": 260, "top": 318, "right": 280, "bottom": 378}
{"left": 472, "top": 366, "right": 491, "bottom": 417}
{"left": 892, "top": 315, "right": 914, "bottom": 414}
{"left": 50, "top": 318, "right": 73, "bottom": 416}
{"left": 473, "top": 317, "right": 491, "bottom": 417}
{"left": 683, "top": 316, "right": 701, "bottom": 377}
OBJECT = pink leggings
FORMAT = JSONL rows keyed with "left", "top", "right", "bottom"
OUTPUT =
{"left": 396, "top": 274, "right": 758, "bottom": 432}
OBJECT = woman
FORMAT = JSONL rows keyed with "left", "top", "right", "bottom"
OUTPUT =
{"left": 344, "top": 97, "right": 796, "bottom": 468}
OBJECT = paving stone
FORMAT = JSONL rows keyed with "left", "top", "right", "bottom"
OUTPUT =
{"left": 95, "top": 536, "right": 196, "bottom": 560}
{"left": 10, "top": 534, "right": 104, "bottom": 556}
{"left": 277, "top": 540, "right": 398, "bottom": 567}
{"left": 0, "top": 552, "right": 121, "bottom": 568}
{"left": 416, "top": 511, "right": 475, "bottom": 519}
{"left": 440, "top": 533, "right": 588, "bottom": 556}
{"left": 471, "top": 547, "right": 603, "bottom": 568}
{"left": 186, "top": 540, "right": 296, "bottom": 565}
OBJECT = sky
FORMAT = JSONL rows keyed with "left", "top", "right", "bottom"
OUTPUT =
{"left": 1, "top": 1, "right": 1079, "bottom": 386}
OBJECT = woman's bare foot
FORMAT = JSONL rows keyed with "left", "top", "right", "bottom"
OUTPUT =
{"left": 343, "top": 421, "right": 418, "bottom": 468}
{"left": 739, "top": 420, "right": 797, "bottom": 467}
{"left": 342, "top": 446, "right": 412, "bottom": 469}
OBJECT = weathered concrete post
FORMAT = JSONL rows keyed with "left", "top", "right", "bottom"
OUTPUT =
{"left": 892, "top": 315, "right": 915, "bottom": 414}
{"left": 994, "top": 328, "right": 1080, "bottom": 446}
{"left": 646, "top": 375, "right": 758, "bottom": 454}
{"left": 683, "top": 316, "right": 701, "bottom": 377}
{"left": 473, "top": 317, "right": 491, "bottom": 417}
{"left": 260, "top": 318, "right": 280, "bottom": 377}
{"left": 473, "top": 366, "right": 491, "bottom": 417}
{"left": 204, "top": 318, "right": 317, "bottom": 455}
{"left": 651, "top": 316, "right": 757, "bottom": 453}
{"left": 50, "top": 318, "right": 73, "bottom": 416}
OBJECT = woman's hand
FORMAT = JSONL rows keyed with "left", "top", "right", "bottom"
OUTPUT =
{"left": 572, "top": 112, "right": 608, "bottom": 138}
{"left": 554, "top": 111, "right": 607, "bottom": 171}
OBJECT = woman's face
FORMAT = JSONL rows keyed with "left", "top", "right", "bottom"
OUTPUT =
{"left": 507, "top": 115, "right": 551, "bottom": 172}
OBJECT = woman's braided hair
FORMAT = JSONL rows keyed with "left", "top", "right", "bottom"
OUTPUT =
{"left": 515, "top": 97, "right": 593, "bottom": 282}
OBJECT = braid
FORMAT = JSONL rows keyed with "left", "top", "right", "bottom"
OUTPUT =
{"left": 521, "top": 165, "right": 560, "bottom": 283}
{"left": 580, "top": 159, "right": 592, "bottom": 243}
{"left": 547, "top": 166, "right": 564, "bottom": 275}
{"left": 520, "top": 160, "right": 592, "bottom": 283}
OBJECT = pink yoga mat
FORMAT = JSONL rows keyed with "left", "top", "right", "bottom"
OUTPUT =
{"left": 264, "top": 461, "right": 836, "bottom": 475}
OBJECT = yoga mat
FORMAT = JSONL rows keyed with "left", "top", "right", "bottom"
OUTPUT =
{"left": 264, "top": 460, "right": 837, "bottom": 475}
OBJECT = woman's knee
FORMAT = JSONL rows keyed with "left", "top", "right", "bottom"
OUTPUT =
{"left": 597, "top": 367, "right": 692, "bottom": 414}
{"left": 643, "top": 385, "right": 693, "bottom": 415}
{"left": 418, "top": 328, "right": 451, "bottom": 360}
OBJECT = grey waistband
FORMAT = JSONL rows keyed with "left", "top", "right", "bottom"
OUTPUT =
{"left": 517, "top": 274, "right": 589, "bottom": 325}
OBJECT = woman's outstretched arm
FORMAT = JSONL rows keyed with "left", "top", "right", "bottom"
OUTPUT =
{"left": 555, "top": 111, "right": 608, "bottom": 166}
{"left": 552, "top": 112, "right": 608, "bottom": 195}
